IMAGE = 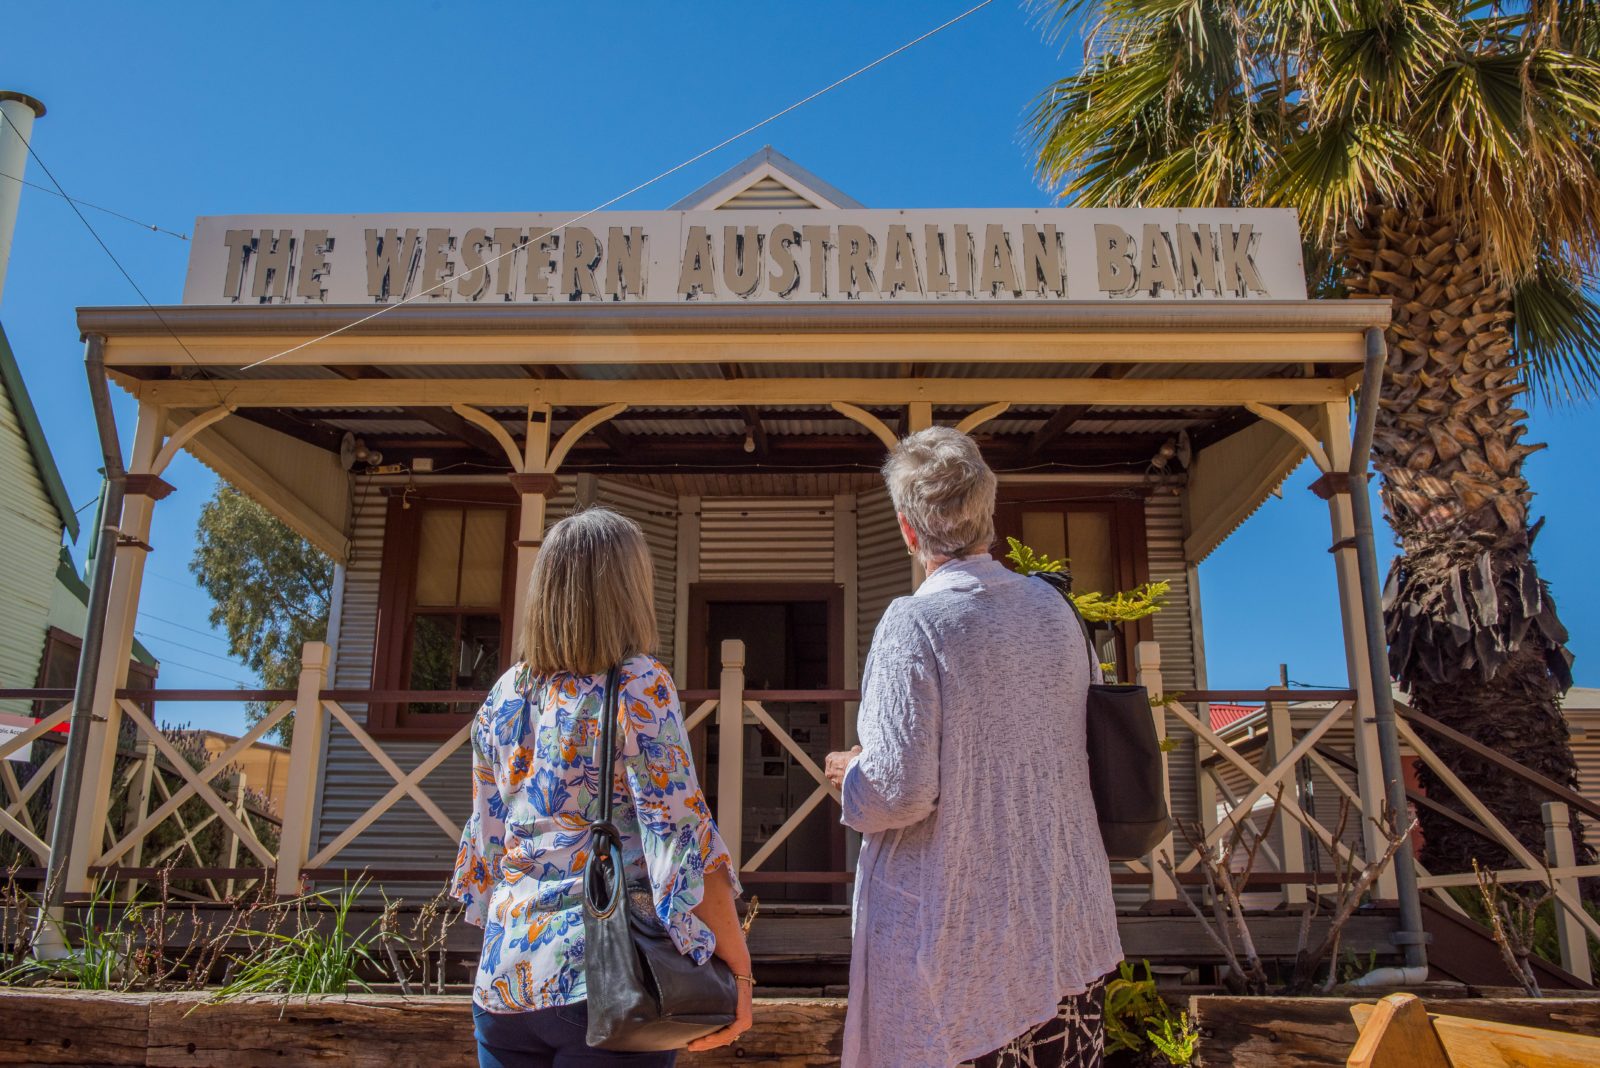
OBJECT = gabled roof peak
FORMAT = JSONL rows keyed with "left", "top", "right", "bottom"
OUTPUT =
{"left": 669, "top": 146, "right": 863, "bottom": 211}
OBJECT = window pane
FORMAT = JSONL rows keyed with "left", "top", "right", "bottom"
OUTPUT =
{"left": 416, "top": 509, "right": 463, "bottom": 606}
{"left": 1021, "top": 510, "right": 1068, "bottom": 564}
{"left": 460, "top": 614, "right": 503, "bottom": 691}
{"left": 1066, "top": 511, "right": 1115, "bottom": 596}
{"left": 408, "top": 615, "right": 455, "bottom": 715}
{"left": 458, "top": 509, "right": 507, "bottom": 607}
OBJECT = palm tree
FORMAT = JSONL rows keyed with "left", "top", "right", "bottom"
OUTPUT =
{"left": 1028, "top": 0, "right": 1600, "bottom": 889}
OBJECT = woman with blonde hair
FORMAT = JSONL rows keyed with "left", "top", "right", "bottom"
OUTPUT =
{"left": 452, "top": 507, "right": 753, "bottom": 1067}
{"left": 825, "top": 427, "right": 1123, "bottom": 1068}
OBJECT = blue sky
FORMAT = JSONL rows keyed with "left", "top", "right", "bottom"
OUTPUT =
{"left": 1, "top": 1, "right": 1593, "bottom": 732}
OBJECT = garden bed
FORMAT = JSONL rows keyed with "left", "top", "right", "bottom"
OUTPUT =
{"left": 7, "top": 989, "right": 1600, "bottom": 1067}
{"left": 0, "top": 990, "right": 845, "bottom": 1067}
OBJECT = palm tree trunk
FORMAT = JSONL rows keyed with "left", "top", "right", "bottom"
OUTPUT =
{"left": 1343, "top": 204, "right": 1591, "bottom": 897}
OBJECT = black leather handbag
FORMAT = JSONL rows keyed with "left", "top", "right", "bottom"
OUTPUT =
{"left": 582, "top": 663, "right": 738, "bottom": 1052}
{"left": 1037, "top": 573, "right": 1172, "bottom": 862}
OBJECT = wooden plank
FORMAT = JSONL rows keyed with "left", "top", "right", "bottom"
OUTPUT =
{"left": 19, "top": 991, "right": 841, "bottom": 1068}
{"left": 1191, "top": 997, "right": 1600, "bottom": 1068}
{"left": 80, "top": 298, "right": 1392, "bottom": 340}
{"left": 1430, "top": 1012, "right": 1600, "bottom": 1068}
{"left": 681, "top": 998, "right": 844, "bottom": 1067}
{"left": 0, "top": 989, "right": 150, "bottom": 1065}
{"left": 148, "top": 994, "right": 475, "bottom": 1067}
{"left": 1123, "top": 914, "right": 1398, "bottom": 963}
{"left": 1347, "top": 995, "right": 1451, "bottom": 1068}
{"left": 129, "top": 375, "right": 1353, "bottom": 409}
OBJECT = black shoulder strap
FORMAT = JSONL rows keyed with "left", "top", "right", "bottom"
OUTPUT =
{"left": 1035, "top": 571, "right": 1100, "bottom": 674}
{"left": 592, "top": 662, "right": 626, "bottom": 834}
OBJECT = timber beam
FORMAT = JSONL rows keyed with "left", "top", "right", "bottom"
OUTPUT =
{"left": 125, "top": 376, "right": 1351, "bottom": 409}
{"left": 326, "top": 365, "right": 506, "bottom": 460}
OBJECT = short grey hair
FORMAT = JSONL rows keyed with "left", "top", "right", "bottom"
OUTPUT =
{"left": 882, "top": 426, "right": 997, "bottom": 560}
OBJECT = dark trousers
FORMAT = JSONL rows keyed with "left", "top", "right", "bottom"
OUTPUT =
{"left": 474, "top": 1002, "right": 679, "bottom": 1068}
{"left": 968, "top": 978, "right": 1108, "bottom": 1068}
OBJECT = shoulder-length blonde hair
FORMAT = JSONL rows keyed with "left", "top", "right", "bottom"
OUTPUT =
{"left": 521, "top": 507, "right": 658, "bottom": 676}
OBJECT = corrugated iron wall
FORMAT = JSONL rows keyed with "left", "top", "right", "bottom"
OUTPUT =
{"left": 1564, "top": 708, "right": 1600, "bottom": 844}
{"left": 1146, "top": 494, "right": 1200, "bottom": 826}
{"left": 856, "top": 489, "right": 910, "bottom": 673}
{"left": 699, "top": 497, "right": 835, "bottom": 581}
{"left": 313, "top": 475, "right": 576, "bottom": 883}
{"left": 595, "top": 479, "right": 679, "bottom": 674}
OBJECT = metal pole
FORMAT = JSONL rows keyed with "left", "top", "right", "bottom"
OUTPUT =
{"left": 1347, "top": 325, "right": 1428, "bottom": 971}
{"left": 40, "top": 334, "right": 125, "bottom": 921}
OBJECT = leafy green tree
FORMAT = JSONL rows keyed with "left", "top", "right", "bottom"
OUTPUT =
{"left": 191, "top": 484, "right": 333, "bottom": 744}
{"left": 1027, "top": 0, "right": 1599, "bottom": 885}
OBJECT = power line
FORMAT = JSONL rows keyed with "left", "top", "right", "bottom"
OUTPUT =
{"left": 0, "top": 169, "right": 188, "bottom": 239}
{"left": 240, "top": 0, "right": 997, "bottom": 372}
{"left": 134, "top": 630, "right": 245, "bottom": 667}
{"left": 138, "top": 611, "right": 231, "bottom": 645}
{"left": 0, "top": 109, "right": 228, "bottom": 408}
{"left": 138, "top": 649, "right": 252, "bottom": 687}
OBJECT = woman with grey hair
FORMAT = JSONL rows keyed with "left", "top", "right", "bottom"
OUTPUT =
{"left": 825, "top": 427, "right": 1122, "bottom": 1068}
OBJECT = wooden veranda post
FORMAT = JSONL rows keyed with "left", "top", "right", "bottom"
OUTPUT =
{"left": 1542, "top": 802, "right": 1593, "bottom": 984}
{"left": 718, "top": 640, "right": 746, "bottom": 871}
{"left": 1135, "top": 641, "right": 1177, "bottom": 901}
{"left": 118, "top": 734, "right": 157, "bottom": 900}
{"left": 65, "top": 401, "right": 165, "bottom": 894}
{"left": 276, "top": 641, "right": 328, "bottom": 895}
{"left": 510, "top": 405, "right": 554, "bottom": 652}
{"left": 1266, "top": 688, "right": 1309, "bottom": 906}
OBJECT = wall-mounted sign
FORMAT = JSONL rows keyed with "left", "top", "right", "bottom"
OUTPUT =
{"left": 183, "top": 209, "right": 1307, "bottom": 305}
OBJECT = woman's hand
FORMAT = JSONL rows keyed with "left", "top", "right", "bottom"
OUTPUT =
{"left": 685, "top": 979, "right": 754, "bottom": 1052}
{"left": 825, "top": 746, "right": 862, "bottom": 789}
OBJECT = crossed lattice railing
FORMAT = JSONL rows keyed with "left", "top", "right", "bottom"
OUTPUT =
{"left": 1, "top": 636, "right": 1596, "bottom": 984}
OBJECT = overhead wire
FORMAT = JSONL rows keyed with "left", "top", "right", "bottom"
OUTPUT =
{"left": 0, "top": 108, "right": 229, "bottom": 407}
{"left": 239, "top": 0, "right": 997, "bottom": 372}
{"left": 0, "top": 169, "right": 188, "bottom": 239}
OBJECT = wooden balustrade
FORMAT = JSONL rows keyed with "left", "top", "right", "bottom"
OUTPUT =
{"left": 0, "top": 640, "right": 1595, "bottom": 988}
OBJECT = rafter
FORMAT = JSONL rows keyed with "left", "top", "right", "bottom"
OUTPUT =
{"left": 327, "top": 365, "right": 506, "bottom": 460}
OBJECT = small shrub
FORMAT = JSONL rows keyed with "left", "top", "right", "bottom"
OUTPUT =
{"left": 212, "top": 878, "right": 384, "bottom": 1000}
{"left": 1146, "top": 1011, "right": 1199, "bottom": 1066}
{"left": 1104, "top": 960, "right": 1192, "bottom": 1065}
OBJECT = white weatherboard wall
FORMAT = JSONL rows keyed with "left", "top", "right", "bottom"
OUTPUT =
{"left": 0, "top": 382, "right": 62, "bottom": 709}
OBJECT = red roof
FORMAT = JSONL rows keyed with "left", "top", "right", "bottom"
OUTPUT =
{"left": 1209, "top": 704, "right": 1261, "bottom": 731}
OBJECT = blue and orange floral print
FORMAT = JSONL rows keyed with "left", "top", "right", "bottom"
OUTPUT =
{"left": 450, "top": 655, "right": 737, "bottom": 1014}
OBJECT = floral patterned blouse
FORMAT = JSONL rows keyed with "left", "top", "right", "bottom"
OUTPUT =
{"left": 450, "top": 654, "right": 737, "bottom": 1013}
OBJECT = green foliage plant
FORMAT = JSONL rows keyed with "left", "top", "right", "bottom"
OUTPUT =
{"left": 212, "top": 878, "right": 383, "bottom": 1001}
{"left": 1103, "top": 959, "right": 1184, "bottom": 1057}
{"left": 1146, "top": 1010, "right": 1200, "bottom": 1067}
{"left": 1003, "top": 537, "right": 1170, "bottom": 625}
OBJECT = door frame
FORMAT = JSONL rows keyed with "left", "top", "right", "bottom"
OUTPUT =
{"left": 685, "top": 581, "right": 846, "bottom": 695}
{"left": 685, "top": 580, "right": 848, "bottom": 889}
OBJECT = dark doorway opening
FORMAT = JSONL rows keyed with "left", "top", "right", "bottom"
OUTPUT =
{"left": 688, "top": 584, "right": 846, "bottom": 903}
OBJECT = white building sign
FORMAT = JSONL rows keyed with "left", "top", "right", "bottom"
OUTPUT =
{"left": 184, "top": 209, "right": 1307, "bottom": 305}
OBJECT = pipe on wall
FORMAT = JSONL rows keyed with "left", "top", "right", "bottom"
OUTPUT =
{"left": 1348, "top": 324, "right": 1429, "bottom": 973}
{"left": 39, "top": 334, "right": 125, "bottom": 925}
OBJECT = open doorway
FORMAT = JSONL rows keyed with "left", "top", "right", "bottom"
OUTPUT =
{"left": 687, "top": 583, "right": 845, "bottom": 903}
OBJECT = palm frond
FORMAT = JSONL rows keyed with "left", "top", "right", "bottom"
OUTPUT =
{"left": 1511, "top": 259, "right": 1600, "bottom": 405}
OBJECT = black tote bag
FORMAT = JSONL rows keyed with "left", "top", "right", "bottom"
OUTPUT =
{"left": 582, "top": 663, "right": 738, "bottom": 1052}
{"left": 1037, "top": 573, "right": 1172, "bottom": 862}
